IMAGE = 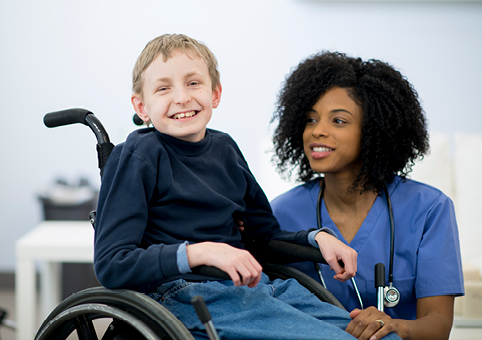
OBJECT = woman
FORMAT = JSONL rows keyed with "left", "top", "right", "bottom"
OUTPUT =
{"left": 270, "top": 52, "right": 464, "bottom": 340}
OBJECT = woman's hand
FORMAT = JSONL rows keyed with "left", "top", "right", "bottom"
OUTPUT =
{"left": 235, "top": 219, "right": 245, "bottom": 232}
{"left": 186, "top": 242, "right": 262, "bottom": 288}
{"left": 346, "top": 295, "right": 454, "bottom": 340}
{"left": 346, "top": 307, "right": 404, "bottom": 340}
{"left": 314, "top": 232, "right": 357, "bottom": 282}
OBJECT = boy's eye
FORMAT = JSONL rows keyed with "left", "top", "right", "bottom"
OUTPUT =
{"left": 157, "top": 87, "right": 168, "bottom": 92}
{"left": 189, "top": 81, "right": 199, "bottom": 86}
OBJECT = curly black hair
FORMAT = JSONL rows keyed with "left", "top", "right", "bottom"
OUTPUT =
{"left": 272, "top": 51, "right": 429, "bottom": 193}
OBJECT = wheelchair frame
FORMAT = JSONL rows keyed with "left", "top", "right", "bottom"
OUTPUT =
{"left": 36, "top": 108, "right": 344, "bottom": 340}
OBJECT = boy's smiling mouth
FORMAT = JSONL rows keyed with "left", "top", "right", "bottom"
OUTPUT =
{"left": 171, "top": 110, "right": 199, "bottom": 119}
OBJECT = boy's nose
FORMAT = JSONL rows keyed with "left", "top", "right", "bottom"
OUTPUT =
{"left": 173, "top": 88, "right": 191, "bottom": 105}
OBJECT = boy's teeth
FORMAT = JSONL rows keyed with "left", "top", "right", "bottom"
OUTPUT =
{"left": 313, "top": 147, "right": 332, "bottom": 152}
{"left": 173, "top": 111, "right": 196, "bottom": 119}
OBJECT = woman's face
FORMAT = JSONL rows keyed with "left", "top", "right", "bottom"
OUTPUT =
{"left": 303, "top": 86, "right": 363, "bottom": 179}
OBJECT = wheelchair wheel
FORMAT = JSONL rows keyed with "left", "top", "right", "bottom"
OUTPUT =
{"left": 35, "top": 287, "right": 194, "bottom": 340}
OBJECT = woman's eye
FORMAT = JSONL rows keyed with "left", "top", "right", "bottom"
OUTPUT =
{"left": 334, "top": 118, "right": 346, "bottom": 124}
{"left": 306, "top": 117, "right": 316, "bottom": 124}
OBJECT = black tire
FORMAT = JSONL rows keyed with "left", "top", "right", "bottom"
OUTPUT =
{"left": 34, "top": 287, "right": 194, "bottom": 340}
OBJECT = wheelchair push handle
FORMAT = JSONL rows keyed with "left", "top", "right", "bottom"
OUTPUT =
{"left": 44, "top": 108, "right": 111, "bottom": 145}
{"left": 44, "top": 108, "right": 114, "bottom": 177}
{"left": 44, "top": 108, "right": 93, "bottom": 128}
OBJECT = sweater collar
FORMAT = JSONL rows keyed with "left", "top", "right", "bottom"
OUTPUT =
{"left": 155, "top": 129, "right": 212, "bottom": 156}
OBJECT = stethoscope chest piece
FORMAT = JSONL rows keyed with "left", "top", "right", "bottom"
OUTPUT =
{"left": 384, "top": 285, "right": 400, "bottom": 308}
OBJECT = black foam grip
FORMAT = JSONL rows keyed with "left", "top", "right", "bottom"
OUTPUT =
{"left": 44, "top": 108, "right": 93, "bottom": 128}
{"left": 191, "top": 295, "right": 212, "bottom": 323}
{"left": 375, "top": 263, "right": 386, "bottom": 288}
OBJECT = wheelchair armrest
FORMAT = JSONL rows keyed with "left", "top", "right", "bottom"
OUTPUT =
{"left": 190, "top": 241, "right": 330, "bottom": 281}
{"left": 191, "top": 265, "right": 231, "bottom": 280}
{"left": 245, "top": 240, "right": 329, "bottom": 265}
{"left": 266, "top": 240, "right": 328, "bottom": 264}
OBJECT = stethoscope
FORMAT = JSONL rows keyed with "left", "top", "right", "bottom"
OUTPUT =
{"left": 315, "top": 179, "right": 400, "bottom": 310}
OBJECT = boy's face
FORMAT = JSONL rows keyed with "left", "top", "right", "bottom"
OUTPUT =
{"left": 132, "top": 50, "right": 221, "bottom": 143}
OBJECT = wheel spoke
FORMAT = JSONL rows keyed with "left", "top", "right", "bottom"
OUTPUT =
{"left": 35, "top": 288, "right": 193, "bottom": 340}
{"left": 74, "top": 314, "right": 98, "bottom": 340}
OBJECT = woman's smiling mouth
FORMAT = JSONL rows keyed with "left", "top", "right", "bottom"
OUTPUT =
{"left": 310, "top": 144, "right": 334, "bottom": 159}
{"left": 313, "top": 146, "right": 333, "bottom": 153}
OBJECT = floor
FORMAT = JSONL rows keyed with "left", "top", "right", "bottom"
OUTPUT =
{"left": 0, "top": 268, "right": 105, "bottom": 340}
{"left": 0, "top": 287, "right": 112, "bottom": 340}
{"left": 0, "top": 288, "right": 15, "bottom": 340}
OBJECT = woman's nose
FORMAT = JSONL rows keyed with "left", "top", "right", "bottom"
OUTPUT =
{"left": 312, "top": 121, "right": 329, "bottom": 138}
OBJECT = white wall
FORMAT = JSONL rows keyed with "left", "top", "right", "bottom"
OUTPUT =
{"left": 1, "top": 0, "right": 481, "bottom": 271}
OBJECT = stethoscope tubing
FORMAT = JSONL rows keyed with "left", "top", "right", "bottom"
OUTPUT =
{"left": 384, "top": 186, "right": 395, "bottom": 285}
{"left": 315, "top": 179, "right": 397, "bottom": 309}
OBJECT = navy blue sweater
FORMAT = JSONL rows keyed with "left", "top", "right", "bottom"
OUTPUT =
{"left": 94, "top": 128, "right": 312, "bottom": 292}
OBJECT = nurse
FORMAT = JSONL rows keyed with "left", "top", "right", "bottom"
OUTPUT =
{"left": 269, "top": 52, "right": 464, "bottom": 340}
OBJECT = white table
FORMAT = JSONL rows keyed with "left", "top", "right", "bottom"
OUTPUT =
{"left": 450, "top": 318, "right": 482, "bottom": 339}
{"left": 15, "top": 221, "right": 94, "bottom": 340}
{"left": 450, "top": 327, "right": 482, "bottom": 339}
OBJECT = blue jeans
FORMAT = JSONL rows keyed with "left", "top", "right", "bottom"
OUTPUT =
{"left": 148, "top": 273, "right": 401, "bottom": 340}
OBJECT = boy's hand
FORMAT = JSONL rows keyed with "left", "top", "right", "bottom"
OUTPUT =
{"left": 186, "top": 242, "right": 262, "bottom": 288}
{"left": 314, "top": 232, "right": 357, "bottom": 282}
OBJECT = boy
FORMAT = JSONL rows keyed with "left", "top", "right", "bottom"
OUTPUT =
{"left": 93, "top": 34, "right": 395, "bottom": 340}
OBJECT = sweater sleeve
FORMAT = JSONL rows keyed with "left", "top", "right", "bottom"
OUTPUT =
{"left": 221, "top": 137, "right": 315, "bottom": 246}
{"left": 93, "top": 144, "right": 183, "bottom": 290}
{"left": 240, "top": 180, "right": 316, "bottom": 246}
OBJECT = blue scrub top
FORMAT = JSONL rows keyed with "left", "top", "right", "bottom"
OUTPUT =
{"left": 271, "top": 176, "right": 464, "bottom": 320}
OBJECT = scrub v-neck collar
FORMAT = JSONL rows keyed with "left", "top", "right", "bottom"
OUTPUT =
{"left": 309, "top": 179, "right": 386, "bottom": 251}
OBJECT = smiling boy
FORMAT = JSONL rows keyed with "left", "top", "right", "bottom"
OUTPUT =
{"left": 132, "top": 49, "right": 220, "bottom": 143}
{"left": 93, "top": 34, "right": 399, "bottom": 340}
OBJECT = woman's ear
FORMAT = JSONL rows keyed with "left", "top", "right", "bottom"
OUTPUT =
{"left": 131, "top": 93, "right": 150, "bottom": 122}
{"left": 212, "top": 84, "right": 222, "bottom": 109}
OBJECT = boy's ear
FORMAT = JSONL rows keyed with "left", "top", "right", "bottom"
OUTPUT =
{"left": 212, "top": 84, "right": 222, "bottom": 109}
{"left": 131, "top": 93, "right": 150, "bottom": 122}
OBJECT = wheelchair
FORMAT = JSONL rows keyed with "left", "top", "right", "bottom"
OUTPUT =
{"left": 36, "top": 108, "right": 345, "bottom": 340}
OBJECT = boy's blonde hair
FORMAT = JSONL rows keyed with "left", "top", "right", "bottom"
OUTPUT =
{"left": 132, "top": 34, "right": 220, "bottom": 97}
